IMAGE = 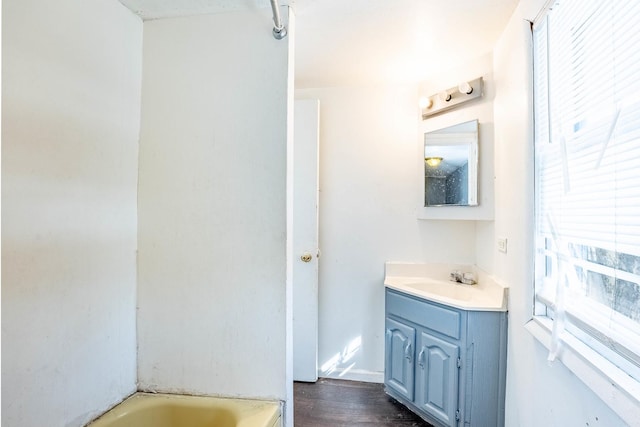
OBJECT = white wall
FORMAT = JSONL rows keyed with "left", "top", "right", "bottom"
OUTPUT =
{"left": 1, "top": 0, "right": 142, "bottom": 425}
{"left": 417, "top": 53, "right": 496, "bottom": 223}
{"left": 415, "top": 53, "right": 498, "bottom": 277}
{"left": 296, "top": 84, "right": 480, "bottom": 379}
{"left": 492, "top": 1, "right": 627, "bottom": 425}
{"left": 137, "top": 9, "right": 293, "bottom": 402}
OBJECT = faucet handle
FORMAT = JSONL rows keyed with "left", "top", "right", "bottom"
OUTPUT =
{"left": 450, "top": 270, "right": 462, "bottom": 282}
{"left": 461, "top": 272, "right": 476, "bottom": 285}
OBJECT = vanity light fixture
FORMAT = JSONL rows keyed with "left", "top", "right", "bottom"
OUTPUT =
{"left": 425, "top": 157, "right": 443, "bottom": 167}
{"left": 421, "top": 76, "right": 484, "bottom": 119}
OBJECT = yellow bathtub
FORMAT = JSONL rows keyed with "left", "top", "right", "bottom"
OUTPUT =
{"left": 87, "top": 393, "right": 281, "bottom": 427}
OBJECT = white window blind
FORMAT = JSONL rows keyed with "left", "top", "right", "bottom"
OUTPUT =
{"left": 534, "top": 0, "right": 640, "bottom": 376}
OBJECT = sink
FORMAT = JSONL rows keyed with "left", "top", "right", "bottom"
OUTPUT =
{"left": 384, "top": 262, "right": 508, "bottom": 311}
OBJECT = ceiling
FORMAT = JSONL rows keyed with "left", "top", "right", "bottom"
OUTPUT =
{"left": 118, "top": 0, "right": 520, "bottom": 88}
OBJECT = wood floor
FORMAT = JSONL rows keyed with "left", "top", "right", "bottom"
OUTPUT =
{"left": 294, "top": 378, "right": 433, "bottom": 427}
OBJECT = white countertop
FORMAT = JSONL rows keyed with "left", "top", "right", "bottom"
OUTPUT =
{"left": 384, "top": 262, "right": 508, "bottom": 312}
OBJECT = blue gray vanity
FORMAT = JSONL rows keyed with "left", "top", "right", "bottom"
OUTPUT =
{"left": 384, "top": 263, "right": 508, "bottom": 427}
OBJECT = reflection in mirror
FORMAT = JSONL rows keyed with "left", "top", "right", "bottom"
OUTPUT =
{"left": 424, "top": 120, "right": 478, "bottom": 206}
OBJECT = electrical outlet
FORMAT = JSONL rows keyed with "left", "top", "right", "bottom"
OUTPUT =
{"left": 497, "top": 237, "right": 508, "bottom": 253}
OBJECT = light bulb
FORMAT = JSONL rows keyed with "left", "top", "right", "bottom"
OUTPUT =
{"left": 458, "top": 81, "right": 473, "bottom": 94}
{"left": 440, "top": 91, "right": 452, "bottom": 102}
{"left": 419, "top": 96, "right": 433, "bottom": 109}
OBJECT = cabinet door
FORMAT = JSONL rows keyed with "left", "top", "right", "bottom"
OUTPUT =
{"left": 385, "top": 317, "right": 415, "bottom": 400}
{"left": 415, "top": 330, "right": 459, "bottom": 426}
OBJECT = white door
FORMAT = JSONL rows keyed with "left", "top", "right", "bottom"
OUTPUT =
{"left": 293, "top": 99, "right": 320, "bottom": 382}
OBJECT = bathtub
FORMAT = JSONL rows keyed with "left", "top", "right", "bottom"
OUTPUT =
{"left": 87, "top": 393, "right": 281, "bottom": 427}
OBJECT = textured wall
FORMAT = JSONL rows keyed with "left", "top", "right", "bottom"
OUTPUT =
{"left": 2, "top": 0, "right": 142, "bottom": 425}
{"left": 137, "top": 9, "right": 293, "bottom": 402}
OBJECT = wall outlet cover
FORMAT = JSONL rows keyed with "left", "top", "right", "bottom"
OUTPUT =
{"left": 497, "top": 238, "right": 508, "bottom": 253}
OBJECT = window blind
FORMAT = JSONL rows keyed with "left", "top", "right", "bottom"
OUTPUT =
{"left": 533, "top": 0, "right": 640, "bottom": 374}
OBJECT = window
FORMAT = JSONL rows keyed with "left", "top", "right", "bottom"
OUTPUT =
{"left": 533, "top": 0, "right": 640, "bottom": 388}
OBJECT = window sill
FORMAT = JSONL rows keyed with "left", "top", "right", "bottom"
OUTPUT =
{"left": 525, "top": 316, "right": 640, "bottom": 425}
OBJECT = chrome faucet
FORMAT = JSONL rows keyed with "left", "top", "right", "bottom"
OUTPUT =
{"left": 450, "top": 270, "right": 476, "bottom": 285}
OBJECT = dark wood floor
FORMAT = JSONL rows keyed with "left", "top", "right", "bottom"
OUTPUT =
{"left": 294, "top": 378, "right": 433, "bottom": 427}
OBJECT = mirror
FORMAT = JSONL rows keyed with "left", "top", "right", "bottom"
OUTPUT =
{"left": 424, "top": 120, "right": 478, "bottom": 206}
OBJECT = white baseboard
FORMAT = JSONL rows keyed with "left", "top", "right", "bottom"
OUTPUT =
{"left": 320, "top": 368, "right": 384, "bottom": 384}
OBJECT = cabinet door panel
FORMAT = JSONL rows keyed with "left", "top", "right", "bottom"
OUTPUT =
{"left": 385, "top": 318, "right": 415, "bottom": 400}
{"left": 416, "top": 331, "right": 459, "bottom": 426}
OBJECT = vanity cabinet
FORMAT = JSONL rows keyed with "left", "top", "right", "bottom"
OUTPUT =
{"left": 385, "top": 288, "right": 507, "bottom": 427}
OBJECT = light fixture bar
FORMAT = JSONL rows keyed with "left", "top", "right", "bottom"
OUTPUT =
{"left": 421, "top": 77, "right": 483, "bottom": 119}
